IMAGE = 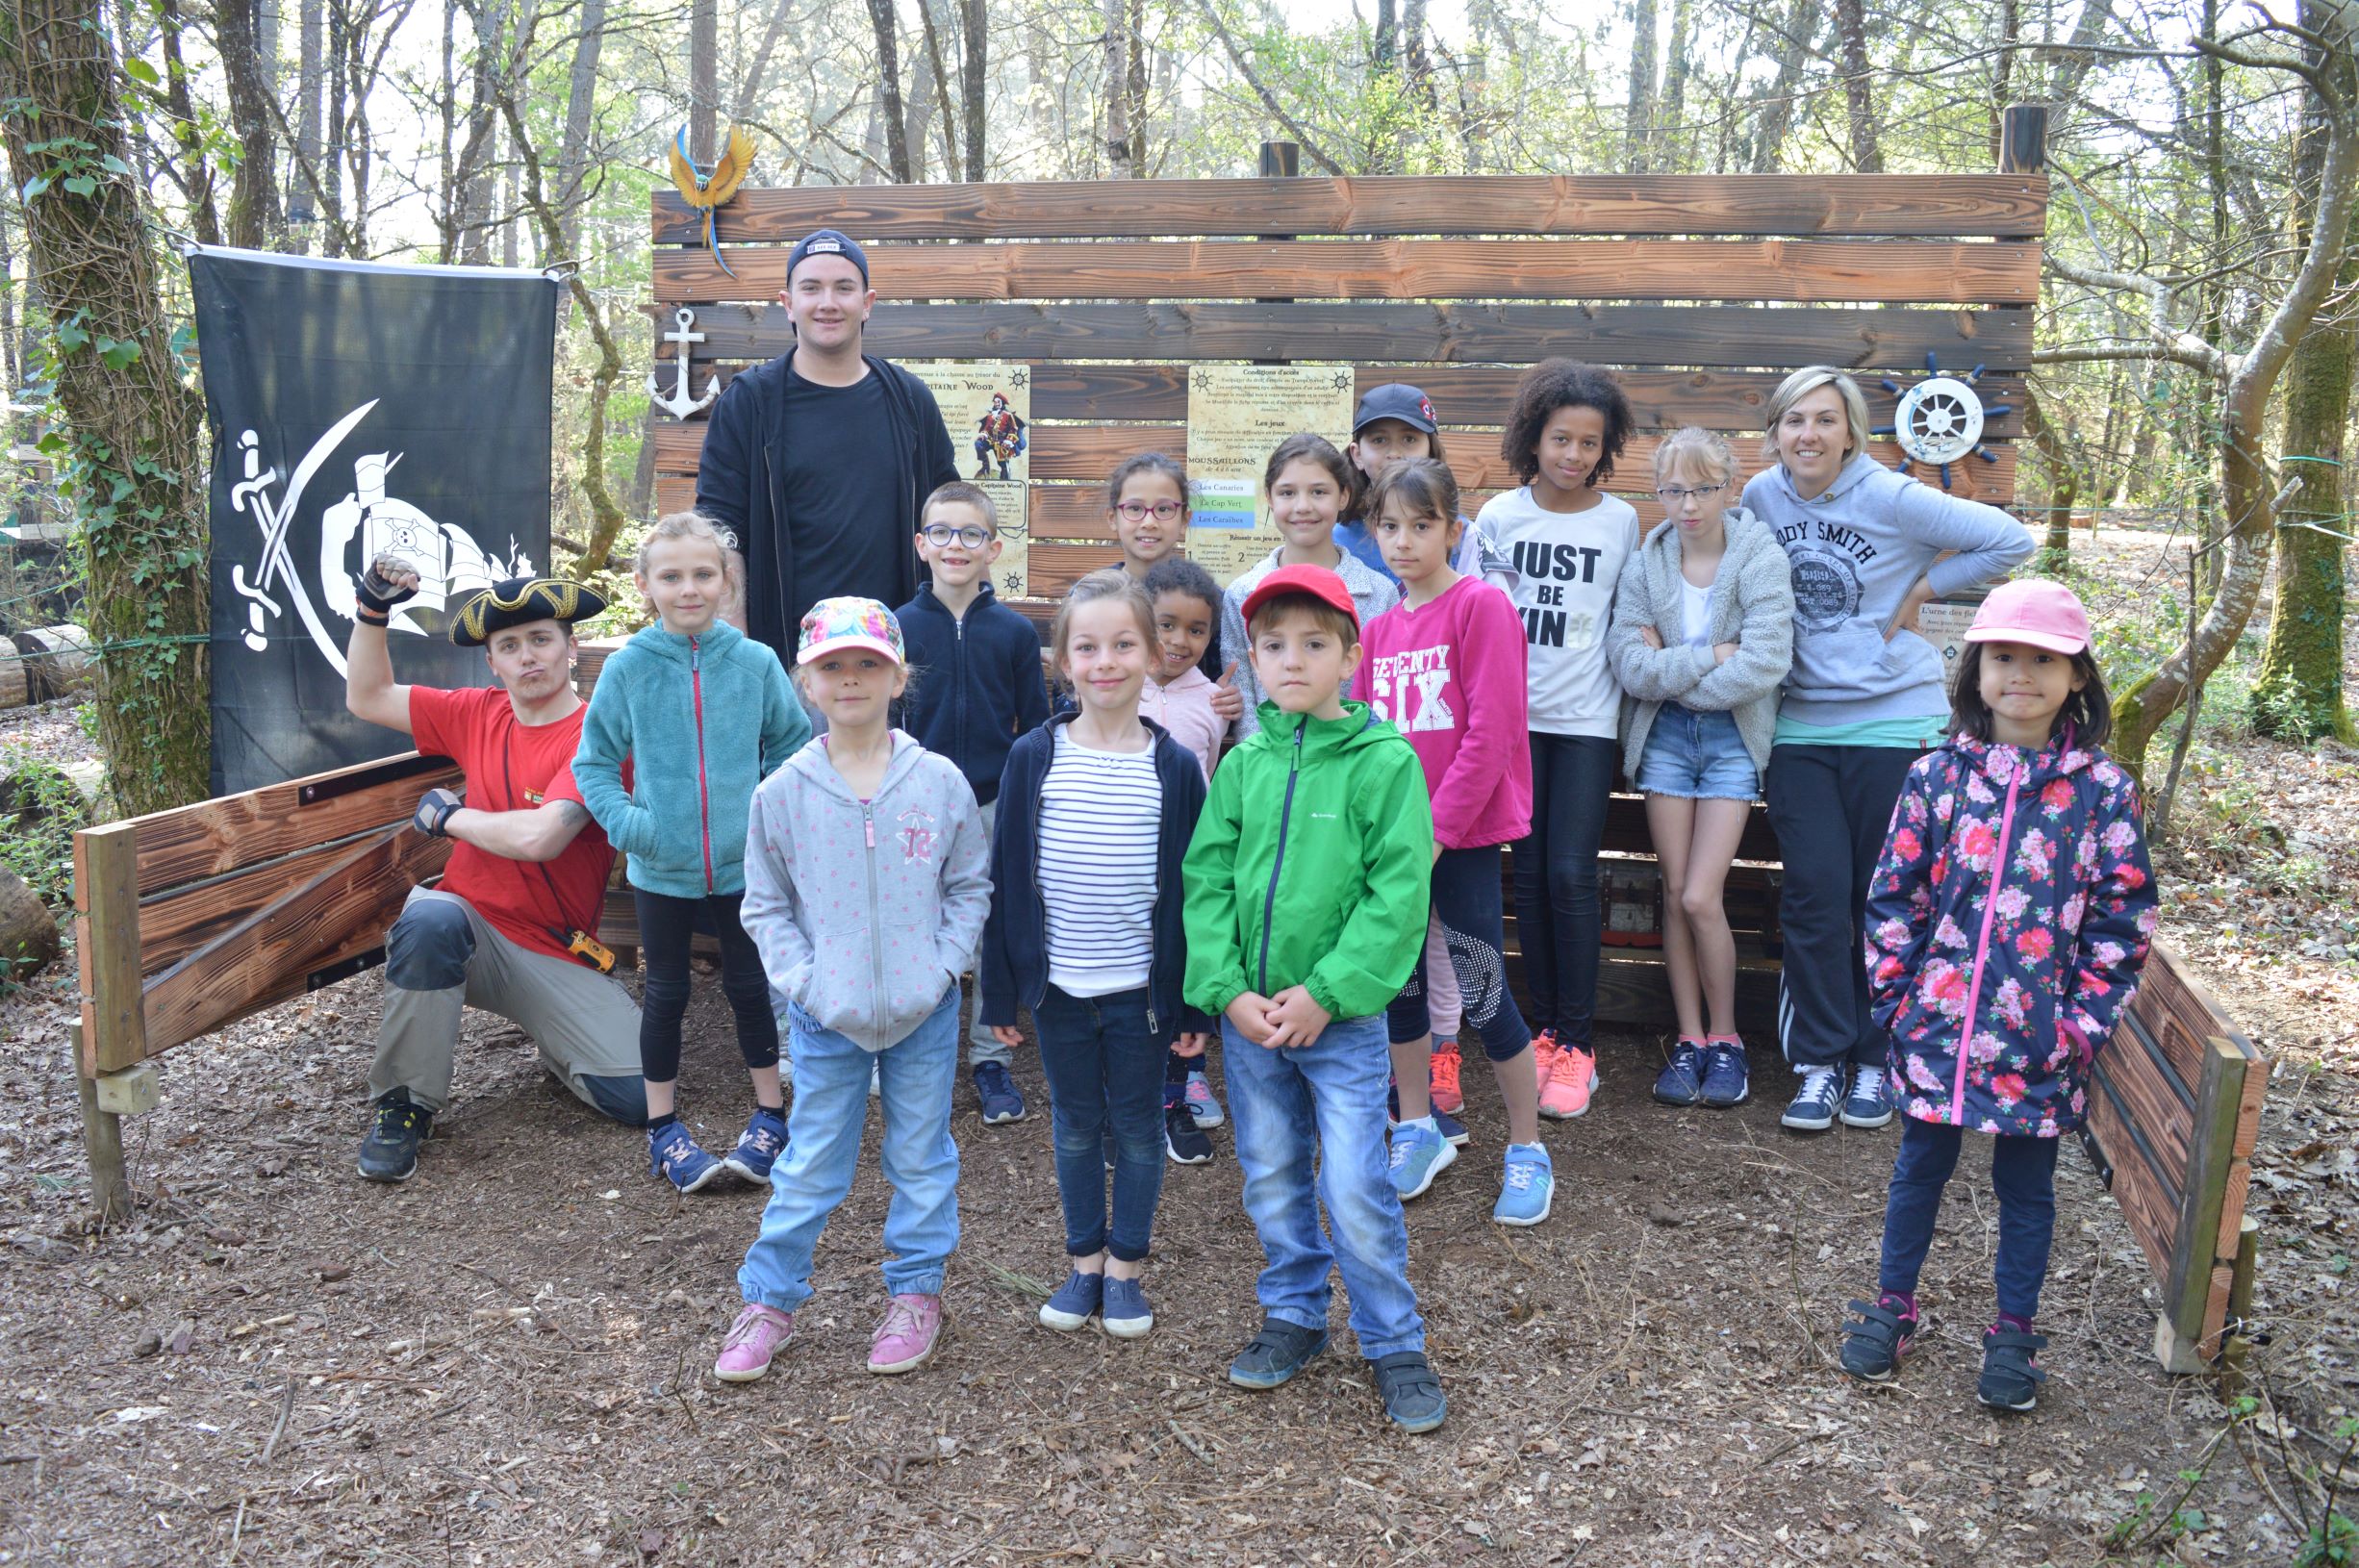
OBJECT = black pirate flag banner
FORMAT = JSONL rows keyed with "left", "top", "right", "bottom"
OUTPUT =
{"left": 190, "top": 246, "right": 560, "bottom": 795}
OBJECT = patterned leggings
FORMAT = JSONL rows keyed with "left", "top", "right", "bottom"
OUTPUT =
{"left": 1386, "top": 847, "right": 1535, "bottom": 1063}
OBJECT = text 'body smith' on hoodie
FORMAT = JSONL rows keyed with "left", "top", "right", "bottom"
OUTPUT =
{"left": 1740, "top": 452, "right": 2033, "bottom": 728}
{"left": 740, "top": 732, "right": 991, "bottom": 1053}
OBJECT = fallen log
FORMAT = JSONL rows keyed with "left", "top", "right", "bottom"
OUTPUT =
{"left": 0, "top": 865, "right": 60, "bottom": 981}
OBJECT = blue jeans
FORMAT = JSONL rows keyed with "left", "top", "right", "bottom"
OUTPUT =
{"left": 738, "top": 984, "right": 961, "bottom": 1312}
{"left": 1877, "top": 1116, "right": 2062, "bottom": 1322}
{"left": 1223, "top": 1013, "right": 1424, "bottom": 1358}
{"left": 1636, "top": 703, "right": 1761, "bottom": 800}
{"left": 1033, "top": 984, "right": 1166, "bottom": 1261}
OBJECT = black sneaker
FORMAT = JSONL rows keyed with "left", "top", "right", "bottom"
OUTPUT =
{"left": 1164, "top": 1099, "right": 1213, "bottom": 1165}
{"left": 1369, "top": 1351, "right": 1448, "bottom": 1433}
{"left": 1977, "top": 1327, "right": 2049, "bottom": 1411}
{"left": 974, "top": 1060, "right": 1026, "bottom": 1125}
{"left": 1839, "top": 1294, "right": 1920, "bottom": 1381}
{"left": 357, "top": 1089, "right": 431, "bottom": 1182}
{"left": 1227, "top": 1317, "right": 1329, "bottom": 1389}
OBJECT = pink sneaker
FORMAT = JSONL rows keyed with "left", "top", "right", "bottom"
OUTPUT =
{"left": 713, "top": 1303, "right": 795, "bottom": 1382}
{"left": 1537, "top": 1041, "right": 1597, "bottom": 1120}
{"left": 1530, "top": 1028, "right": 1561, "bottom": 1090}
{"left": 867, "top": 1292, "right": 944, "bottom": 1375}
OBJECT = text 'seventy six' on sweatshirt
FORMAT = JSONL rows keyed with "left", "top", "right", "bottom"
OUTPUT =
{"left": 1473, "top": 487, "right": 1642, "bottom": 739}
{"left": 1740, "top": 452, "right": 2035, "bottom": 732}
{"left": 1180, "top": 700, "right": 1433, "bottom": 1024}
{"left": 1218, "top": 545, "right": 1400, "bottom": 744}
{"left": 1349, "top": 575, "right": 1534, "bottom": 850}
{"left": 894, "top": 581, "right": 1052, "bottom": 807}
{"left": 740, "top": 732, "right": 992, "bottom": 1053}
{"left": 572, "top": 618, "right": 810, "bottom": 898}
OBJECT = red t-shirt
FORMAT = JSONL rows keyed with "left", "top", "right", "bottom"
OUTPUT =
{"left": 410, "top": 686, "right": 619, "bottom": 963}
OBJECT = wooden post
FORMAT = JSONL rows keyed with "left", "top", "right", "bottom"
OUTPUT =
{"left": 1998, "top": 104, "right": 2048, "bottom": 175}
{"left": 1257, "top": 139, "right": 1299, "bottom": 177}
{"left": 2219, "top": 1215, "right": 2262, "bottom": 1398}
{"left": 72, "top": 1022, "right": 133, "bottom": 1224}
{"left": 73, "top": 821, "right": 147, "bottom": 1075}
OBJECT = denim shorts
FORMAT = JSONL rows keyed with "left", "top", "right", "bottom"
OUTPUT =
{"left": 1636, "top": 703, "right": 1760, "bottom": 801}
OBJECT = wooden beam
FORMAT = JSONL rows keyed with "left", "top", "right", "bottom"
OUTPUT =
{"left": 134, "top": 827, "right": 454, "bottom": 974}
{"left": 653, "top": 363, "right": 2025, "bottom": 439}
{"left": 654, "top": 239, "right": 2042, "bottom": 307}
{"left": 118, "top": 751, "right": 461, "bottom": 898}
{"left": 73, "top": 822, "right": 146, "bottom": 1075}
{"left": 648, "top": 302, "right": 2035, "bottom": 372}
{"left": 652, "top": 173, "right": 2050, "bottom": 243}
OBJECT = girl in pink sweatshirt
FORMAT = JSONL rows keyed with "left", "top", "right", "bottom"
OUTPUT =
{"left": 1349, "top": 460, "right": 1550, "bottom": 1227}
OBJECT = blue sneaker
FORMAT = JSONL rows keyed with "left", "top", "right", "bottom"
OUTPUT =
{"left": 1653, "top": 1040, "right": 1705, "bottom": 1105}
{"left": 1699, "top": 1041, "right": 1750, "bottom": 1108}
{"left": 721, "top": 1106, "right": 788, "bottom": 1184}
{"left": 1493, "top": 1143, "right": 1554, "bottom": 1227}
{"left": 1388, "top": 1118, "right": 1458, "bottom": 1201}
{"left": 974, "top": 1060, "right": 1026, "bottom": 1125}
{"left": 1840, "top": 1064, "right": 1895, "bottom": 1128}
{"left": 647, "top": 1120, "right": 723, "bottom": 1193}
{"left": 1039, "top": 1268, "right": 1102, "bottom": 1331}
{"left": 1386, "top": 1082, "right": 1471, "bottom": 1147}
{"left": 1780, "top": 1065, "right": 1841, "bottom": 1132}
{"left": 1101, "top": 1277, "right": 1154, "bottom": 1339}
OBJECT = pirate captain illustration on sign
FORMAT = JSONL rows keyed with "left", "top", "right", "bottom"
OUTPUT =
{"left": 973, "top": 392, "right": 1027, "bottom": 481}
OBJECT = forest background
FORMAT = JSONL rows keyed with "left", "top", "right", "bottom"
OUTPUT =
{"left": 0, "top": 0, "right": 2352, "bottom": 821}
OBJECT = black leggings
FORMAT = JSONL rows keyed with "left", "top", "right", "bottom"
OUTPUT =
{"left": 1388, "top": 847, "right": 1532, "bottom": 1062}
{"left": 634, "top": 889, "right": 779, "bottom": 1084}
{"left": 1512, "top": 732, "right": 1616, "bottom": 1048}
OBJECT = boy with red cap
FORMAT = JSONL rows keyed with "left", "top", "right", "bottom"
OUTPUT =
{"left": 1180, "top": 563, "right": 1446, "bottom": 1432}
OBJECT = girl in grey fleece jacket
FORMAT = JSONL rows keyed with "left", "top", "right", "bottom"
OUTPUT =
{"left": 1738, "top": 368, "right": 2033, "bottom": 1136}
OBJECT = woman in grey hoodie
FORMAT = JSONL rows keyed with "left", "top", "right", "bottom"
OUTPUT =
{"left": 1606, "top": 429, "right": 1793, "bottom": 1116}
{"left": 1739, "top": 367, "right": 2033, "bottom": 1136}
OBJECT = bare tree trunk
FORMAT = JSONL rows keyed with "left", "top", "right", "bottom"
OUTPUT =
{"left": 690, "top": 0, "right": 715, "bottom": 160}
{"left": 917, "top": 0, "right": 959, "bottom": 178}
{"left": 0, "top": 0, "right": 212, "bottom": 811}
{"left": 864, "top": 0, "right": 913, "bottom": 182}
{"left": 216, "top": 0, "right": 284, "bottom": 248}
{"left": 156, "top": 0, "right": 222, "bottom": 244}
{"left": 960, "top": 0, "right": 985, "bottom": 179}
{"left": 324, "top": 0, "right": 347, "bottom": 253}
{"left": 1125, "top": 0, "right": 1147, "bottom": 170}
{"left": 556, "top": 0, "right": 601, "bottom": 256}
{"left": 1660, "top": 0, "right": 1690, "bottom": 171}
{"left": 293, "top": 0, "right": 322, "bottom": 240}
{"left": 2024, "top": 388, "right": 2077, "bottom": 573}
{"left": 1102, "top": 0, "right": 1130, "bottom": 176}
{"left": 733, "top": 0, "right": 795, "bottom": 122}
{"left": 1626, "top": 0, "right": 1657, "bottom": 172}
{"left": 1748, "top": 0, "right": 1814, "bottom": 173}
{"left": 1990, "top": 0, "right": 2017, "bottom": 165}
{"left": 1833, "top": 0, "right": 1882, "bottom": 171}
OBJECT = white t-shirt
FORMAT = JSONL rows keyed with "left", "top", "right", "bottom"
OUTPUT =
{"left": 1039, "top": 727, "right": 1162, "bottom": 998}
{"left": 1680, "top": 579, "right": 1712, "bottom": 649}
{"left": 1475, "top": 487, "right": 1641, "bottom": 738}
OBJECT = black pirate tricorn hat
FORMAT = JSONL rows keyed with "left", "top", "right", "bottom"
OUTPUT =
{"left": 448, "top": 576, "right": 608, "bottom": 646}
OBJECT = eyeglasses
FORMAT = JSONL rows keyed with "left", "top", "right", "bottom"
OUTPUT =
{"left": 1114, "top": 500, "right": 1185, "bottom": 522}
{"left": 921, "top": 522, "right": 996, "bottom": 548}
{"left": 1653, "top": 483, "right": 1728, "bottom": 503}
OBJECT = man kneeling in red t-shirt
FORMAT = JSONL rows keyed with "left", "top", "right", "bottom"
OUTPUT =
{"left": 345, "top": 556, "right": 647, "bottom": 1181}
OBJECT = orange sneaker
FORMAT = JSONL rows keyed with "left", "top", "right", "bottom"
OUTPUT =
{"left": 1530, "top": 1028, "right": 1561, "bottom": 1089}
{"left": 1428, "top": 1040, "right": 1465, "bottom": 1116}
{"left": 1538, "top": 1041, "right": 1597, "bottom": 1120}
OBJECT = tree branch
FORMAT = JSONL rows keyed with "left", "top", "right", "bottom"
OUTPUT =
{"left": 1194, "top": 0, "right": 1346, "bottom": 173}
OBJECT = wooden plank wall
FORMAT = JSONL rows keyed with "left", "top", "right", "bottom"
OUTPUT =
{"left": 647, "top": 171, "right": 2042, "bottom": 611}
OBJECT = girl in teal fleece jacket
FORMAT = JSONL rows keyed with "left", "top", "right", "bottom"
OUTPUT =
{"left": 572, "top": 513, "right": 811, "bottom": 1194}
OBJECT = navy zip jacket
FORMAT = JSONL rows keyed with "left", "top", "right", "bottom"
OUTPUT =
{"left": 979, "top": 712, "right": 1212, "bottom": 1039}
{"left": 894, "top": 582, "right": 1051, "bottom": 806}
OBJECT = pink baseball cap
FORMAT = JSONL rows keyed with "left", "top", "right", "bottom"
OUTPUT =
{"left": 797, "top": 595, "right": 905, "bottom": 666}
{"left": 1962, "top": 578, "right": 2091, "bottom": 656}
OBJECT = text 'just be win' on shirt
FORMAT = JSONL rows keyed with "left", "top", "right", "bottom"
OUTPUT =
{"left": 1474, "top": 486, "right": 1641, "bottom": 739}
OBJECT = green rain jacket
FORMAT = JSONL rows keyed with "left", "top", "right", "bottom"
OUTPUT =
{"left": 1181, "top": 698, "right": 1434, "bottom": 1022}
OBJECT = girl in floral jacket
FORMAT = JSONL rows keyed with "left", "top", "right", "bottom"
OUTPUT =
{"left": 1838, "top": 580, "right": 2157, "bottom": 1412}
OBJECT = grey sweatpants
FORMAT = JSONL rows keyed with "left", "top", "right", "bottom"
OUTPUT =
{"left": 368, "top": 887, "right": 647, "bottom": 1123}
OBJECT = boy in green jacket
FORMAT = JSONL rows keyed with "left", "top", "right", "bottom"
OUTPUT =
{"left": 1180, "top": 564, "right": 1445, "bottom": 1433}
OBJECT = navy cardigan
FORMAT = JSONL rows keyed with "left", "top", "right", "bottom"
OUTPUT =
{"left": 895, "top": 582, "right": 1051, "bottom": 807}
{"left": 979, "top": 712, "right": 1212, "bottom": 1039}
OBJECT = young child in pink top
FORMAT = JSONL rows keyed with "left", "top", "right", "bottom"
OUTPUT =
{"left": 1140, "top": 556, "right": 1229, "bottom": 782}
{"left": 1348, "top": 460, "right": 1549, "bottom": 1227}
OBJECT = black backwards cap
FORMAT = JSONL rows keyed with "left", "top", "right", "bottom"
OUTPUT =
{"left": 787, "top": 228, "right": 870, "bottom": 286}
{"left": 448, "top": 576, "right": 608, "bottom": 646}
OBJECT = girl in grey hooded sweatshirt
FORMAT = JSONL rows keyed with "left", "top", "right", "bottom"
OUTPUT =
{"left": 1739, "top": 367, "right": 2032, "bottom": 1137}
